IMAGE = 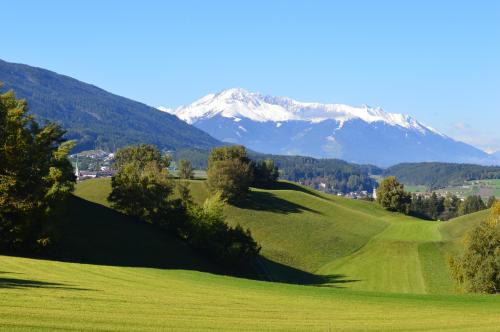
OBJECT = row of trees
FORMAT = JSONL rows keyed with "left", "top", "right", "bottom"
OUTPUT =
{"left": 253, "top": 154, "right": 379, "bottom": 193}
{"left": 377, "top": 177, "right": 493, "bottom": 220}
{"left": 108, "top": 144, "right": 262, "bottom": 267}
{"left": 0, "top": 86, "right": 75, "bottom": 251}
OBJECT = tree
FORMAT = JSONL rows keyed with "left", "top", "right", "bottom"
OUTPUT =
{"left": 0, "top": 85, "right": 75, "bottom": 250}
{"left": 178, "top": 159, "right": 194, "bottom": 179}
{"left": 487, "top": 196, "right": 497, "bottom": 209}
{"left": 208, "top": 145, "right": 250, "bottom": 165}
{"left": 252, "top": 159, "right": 279, "bottom": 187}
{"left": 376, "top": 176, "right": 411, "bottom": 213}
{"left": 206, "top": 146, "right": 253, "bottom": 201}
{"left": 114, "top": 144, "right": 169, "bottom": 170}
{"left": 459, "top": 195, "right": 486, "bottom": 216}
{"left": 449, "top": 201, "right": 500, "bottom": 293}
{"left": 442, "top": 194, "right": 460, "bottom": 220}
{"left": 108, "top": 145, "right": 174, "bottom": 221}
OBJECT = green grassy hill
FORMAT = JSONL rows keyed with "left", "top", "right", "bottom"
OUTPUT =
{"left": 44, "top": 179, "right": 215, "bottom": 272}
{"left": 187, "top": 180, "right": 483, "bottom": 294}
{"left": 1, "top": 178, "right": 498, "bottom": 331}
{"left": 73, "top": 178, "right": 488, "bottom": 294}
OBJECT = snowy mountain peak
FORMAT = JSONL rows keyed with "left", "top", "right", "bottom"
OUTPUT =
{"left": 162, "top": 88, "right": 442, "bottom": 135}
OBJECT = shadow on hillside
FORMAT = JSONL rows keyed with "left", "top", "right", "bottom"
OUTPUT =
{"left": 36, "top": 196, "right": 218, "bottom": 273}
{"left": 3, "top": 195, "right": 357, "bottom": 288}
{"left": 255, "top": 257, "right": 360, "bottom": 287}
{"left": 0, "top": 276, "right": 94, "bottom": 291}
{"left": 234, "top": 190, "right": 320, "bottom": 214}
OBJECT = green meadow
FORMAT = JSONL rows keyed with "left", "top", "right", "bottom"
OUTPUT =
{"left": 0, "top": 178, "right": 498, "bottom": 331}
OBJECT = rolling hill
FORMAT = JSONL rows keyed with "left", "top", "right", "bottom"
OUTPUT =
{"left": 0, "top": 179, "right": 498, "bottom": 331}
{"left": 76, "top": 178, "right": 485, "bottom": 294}
{"left": 0, "top": 59, "right": 221, "bottom": 152}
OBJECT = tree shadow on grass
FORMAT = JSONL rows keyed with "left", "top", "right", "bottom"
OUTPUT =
{"left": 234, "top": 190, "right": 320, "bottom": 214}
{"left": 35, "top": 196, "right": 218, "bottom": 273}
{"left": 257, "top": 181, "right": 328, "bottom": 200}
{"left": 0, "top": 276, "right": 94, "bottom": 291}
{"left": 253, "top": 256, "right": 360, "bottom": 288}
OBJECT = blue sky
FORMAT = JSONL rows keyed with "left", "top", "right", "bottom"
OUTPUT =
{"left": 2, "top": 1, "right": 499, "bottom": 152}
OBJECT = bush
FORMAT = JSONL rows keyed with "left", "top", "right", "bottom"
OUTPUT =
{"left": 186, "top": 193, "right": 260, "bottom": 266}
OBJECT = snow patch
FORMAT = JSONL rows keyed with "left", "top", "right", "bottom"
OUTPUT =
{"left": 164, "top": 88, "right": 446, "bottom": 136}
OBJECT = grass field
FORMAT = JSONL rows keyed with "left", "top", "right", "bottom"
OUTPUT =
{"left": 1, "top": 178, "right": 498, "bottom": 331}
{"left": 184, "top": 180, "right": 479, "bottom": 294}
{"left": 434, "top": 179, "right": 500, "bottom": 200}
{"left": 75, "top": 178, "right": 485, "bottom": 294}
{"left": 1, "top": 255, "right": 499, "bottom": 332}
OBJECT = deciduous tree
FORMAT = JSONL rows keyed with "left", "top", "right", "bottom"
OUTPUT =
{"left": 376, "top": 176, "right": 411, "bottom": 213}
{"left": 0, "top": 85, "right": 75, "bottom": 250}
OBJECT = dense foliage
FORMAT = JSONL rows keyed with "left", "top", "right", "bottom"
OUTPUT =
{"left": 249, "top": 153, "right": 380, "bottom": 193}
{"left": 108, "top": 145, "right": 259, "bottom": 267}
{"left": 108, "top": 145, "right": 174, "bottom": 221}
{"left": 0, "top": 59, "right": 219, "bottom": 152}
{"left": 173, "top": 148, "right": 380, "bottom": 193}
{"left": 206, "top": 146, "right": 254, "bottom": 201}
{"left": 459, "top": 195, "right": 486, "bottom": 216}
{"left": 377, "top": 175, "right": 488, "bottom": 220}
{"left": 185, "top": 193, "right": 260, "bottom": 266}
{"left": 385, "top": 162, "right": 500, "bottom": 189}
{"left": 410, "top": 193, "right": 461, "bottom": 220}
{"left": 376, "top": 177, "right": 411, "bottom": 213}
{"left": 450, "top": 202, "right": 500, "bottom": 293}
{"left": 0, "top": 85, "right": 75, "bottom": 250}
{"left": 251, "top": 159, "right": 279, "bottom": 187}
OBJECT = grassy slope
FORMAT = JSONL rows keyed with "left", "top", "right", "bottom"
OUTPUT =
{"left": 75, "top": 178, "right": 488, "bottom": 294}
{"left": 1, "top": 255, "right": 499, "bottom": 332}
{"left": 1, "top": 179, "right": 498, "bottom": 331}
{"left": 48, "top": 179, "right": 215, "bottom": 272}
{"left": 188, "top": 180, "right": 458, "bottom": 294}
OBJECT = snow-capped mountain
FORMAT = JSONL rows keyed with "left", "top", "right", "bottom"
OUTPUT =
{"left": 162, "top": 88, "right": 497, "bottom": 166}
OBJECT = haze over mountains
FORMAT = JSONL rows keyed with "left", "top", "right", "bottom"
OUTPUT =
{"left": 163, "top": 88, "right": 499, "bottom": 166}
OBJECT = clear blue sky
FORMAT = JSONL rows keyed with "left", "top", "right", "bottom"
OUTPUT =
{"left": 2, "top": 1, "right": 499, "bottom": 152}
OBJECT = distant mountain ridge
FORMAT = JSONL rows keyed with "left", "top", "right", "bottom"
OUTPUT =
{"left": 0, "top": 59, "right": 220, "bottom": 152}
{"left": 163, "top": 88, "right": 498, "bottom": 166}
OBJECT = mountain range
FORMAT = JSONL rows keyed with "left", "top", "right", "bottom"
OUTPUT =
{"left": 0, "top": 59, "right": 220, "bottom": 152}
{"left": 162, "top": 88, "right": 499, "bottom": 166}
{"left": 1, "top": 58, "right": 497, "bottom": 167}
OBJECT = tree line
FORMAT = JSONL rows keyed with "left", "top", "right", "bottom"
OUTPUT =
{"left": 377, "top": 177, "right": 494, "bottom": 220}
{"left": 384, "top": 162, "right": 500, "bottom": 190}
